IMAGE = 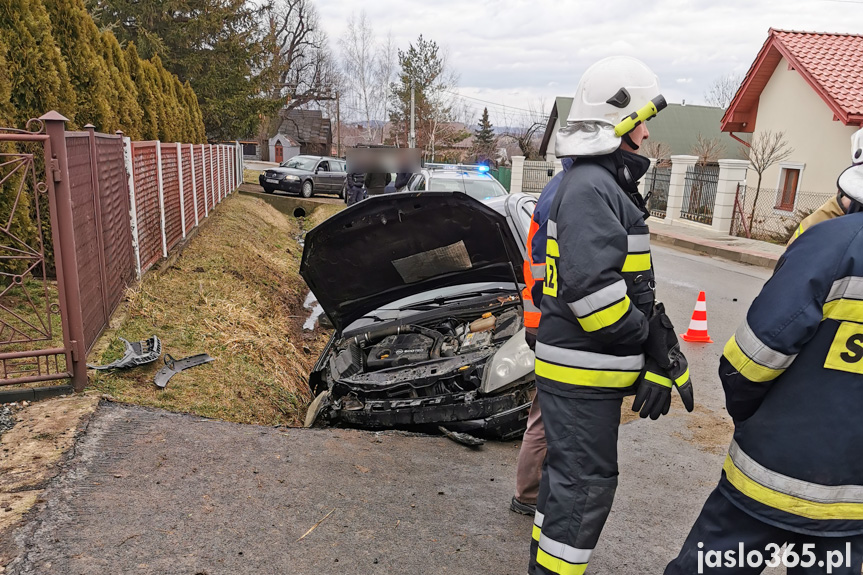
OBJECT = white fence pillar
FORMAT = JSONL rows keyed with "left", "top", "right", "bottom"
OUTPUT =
{"left": 217, "top": 146, "right": 223, "bottom": 202}
{"left": 190, "top": 144, "right": 199, "bottom": 227}
{"left": 209, "top": 144, "right": 215, "bottom": 209}
{"left": 667, "top": 155, "right": 698, "bottom": 224}
{"left": 511, "top": 156, "right": 525, "bottom": 194}
{"left": 201, "top": 144, "right": 209, "bottom": 217}
{"left": 177, "top": 142, "right": 186, "bottom": 238}
{"left": 155, "top": 142, "right": 168, "bottom": 257}
{"left": 122, "top": 137, "right": 142, "bottom": 279}
{"left": 714, "top": 159, "right": 751, "bottom": 233}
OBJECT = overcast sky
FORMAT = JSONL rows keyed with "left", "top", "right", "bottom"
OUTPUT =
{"left": 315, "top": 0, "right": 862, "bottom": 126}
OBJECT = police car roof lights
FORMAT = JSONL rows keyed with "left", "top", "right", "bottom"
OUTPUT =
{"left": 425, "top": 162, "right": 493, "bottom": 174}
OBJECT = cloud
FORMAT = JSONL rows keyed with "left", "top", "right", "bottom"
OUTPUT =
{"left": 315, "top": 0, "right": 862, "bottom": 114}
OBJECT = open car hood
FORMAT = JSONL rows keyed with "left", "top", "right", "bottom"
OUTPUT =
{"left": 300, "top": 192, "right": 525, "bottom": 334}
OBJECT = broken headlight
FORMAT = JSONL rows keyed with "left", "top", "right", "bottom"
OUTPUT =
{"left": 480, "top": 328, "right": 535, "bottom": 394}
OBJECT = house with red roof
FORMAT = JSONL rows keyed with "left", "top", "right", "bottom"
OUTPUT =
{"left": 722, "top": 29, "right": 863, "bottom": 210}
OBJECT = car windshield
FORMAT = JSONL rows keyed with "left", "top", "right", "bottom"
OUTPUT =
{"left": 281, "top": 157, "right": 317, "bottom": 171}
{"left": 427, "top": 176, "right": 507, "bottom": 199}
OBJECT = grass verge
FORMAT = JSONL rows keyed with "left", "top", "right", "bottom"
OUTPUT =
{"left": 89, "top": 194, "right": 339, "bottom": 427}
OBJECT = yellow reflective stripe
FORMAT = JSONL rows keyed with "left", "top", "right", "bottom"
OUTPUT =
{"left": 576, "top": 296, "right": 631, "bottom": 332}
{"left": 644, "top": 370, "right": 672, "bottom": 388}
{"left": 674, "top": 367, "right": 690, "bottom": 387}
{"left": 723, "top": 456, "right": 863, "bottom": 521}
{"left": 532, "top": 524, "right": 541, "bottom": 541}
{"left": 536, "top": 548, "right": 588, "bottom": 575}
{"left": 723, "top": 336, "right": 785, "bottom": 383}
{"left": 823, "top": 299, "right": 863, "bottom": 324}
{"left": 535, "top": 359, "right": 639, "bottom": 388}
{"left": 547, "top": 239, "right": 560, "bottom": 257}
{"left": 622, "top": 252, "right": 651, "bottom": 272}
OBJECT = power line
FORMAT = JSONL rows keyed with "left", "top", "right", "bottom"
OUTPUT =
{"left": 443, "top": 89, "right": 549, "bottom": 116}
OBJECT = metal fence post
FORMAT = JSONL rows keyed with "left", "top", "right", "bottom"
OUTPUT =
{"left": 190, "top": 144, "right": 199, "bottom": 227}
{"left": 155, "top": 142, "right": 168, "bottom": 258}
{"left": 217, "top": 146, "right": 223, "bottom": 202}
{"left": 41, "top": 112, "right": 88, "bottom": 392}
{"left": 123, "top": 137, "right": 142, "bottom": 278}
{"left": 209, "top": 144, "right": 215, "bottom": 210}
{"left": 177, "top": 142, "right": 186, "bottom": 238}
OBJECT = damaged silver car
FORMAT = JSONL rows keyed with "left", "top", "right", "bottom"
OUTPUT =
{"left": 301, "top": 191, "right": 538, "bottom": 440}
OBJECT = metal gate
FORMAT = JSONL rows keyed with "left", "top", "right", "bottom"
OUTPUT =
{"left": 645, "top": 165, "right": 671, "bottom": 219}
{"left": 522, "top": 161, "right": 555, "bottom": 193}
{"left": 0, "top": 114, "right": 87, "bottom": 393}
{"left": 679, "top": 164, "right": 720, "bottom": 225}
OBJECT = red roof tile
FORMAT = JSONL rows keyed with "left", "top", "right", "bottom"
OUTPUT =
{"left": 722, "top": 29, "right": 863, "bottom": 132}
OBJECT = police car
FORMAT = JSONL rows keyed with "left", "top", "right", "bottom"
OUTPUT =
{"left": 406, "top": 163, "right": 509, "bottom": 200}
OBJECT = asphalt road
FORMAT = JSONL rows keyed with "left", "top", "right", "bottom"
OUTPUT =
{"left": 6, "top": 246, "right": 774, "bottom": 575}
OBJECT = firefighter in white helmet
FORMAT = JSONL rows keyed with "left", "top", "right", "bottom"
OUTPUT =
{"left": 665, "top": 127, "right": 863, "bottom": 575}
{"left": 529, "top": 55, "right": 693, "bottom": 575}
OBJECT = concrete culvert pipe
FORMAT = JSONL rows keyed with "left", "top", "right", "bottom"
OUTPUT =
{"left": 293, "top": 207, "right": 306, "bottom": 218}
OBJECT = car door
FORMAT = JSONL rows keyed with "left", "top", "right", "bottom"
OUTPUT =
{"left": 334, "top": 160, "right": 348, "bottom": 194}
{"left": 314, "top": 160, "right": 332, "bottom": 192}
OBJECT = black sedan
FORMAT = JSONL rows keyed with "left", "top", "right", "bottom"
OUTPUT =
{"left": 259, "top": 155, "right": 347, "bottom": 198}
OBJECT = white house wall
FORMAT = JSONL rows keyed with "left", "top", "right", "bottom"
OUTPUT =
{"left": 752, "top": 56, "right": 857, "bottom": 200}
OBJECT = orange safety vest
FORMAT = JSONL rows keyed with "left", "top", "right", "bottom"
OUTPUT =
{"left": 522, "top": 215, "right": 543, "bottom": 329}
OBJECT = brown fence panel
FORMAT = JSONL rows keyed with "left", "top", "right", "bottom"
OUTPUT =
{"left": 65, "top": 134, "right": 107, "bottom": 351}
{"left": 194, "top": 145, "right": 206, "bottom": 220}
{"left": 161, "top": 144, "right": 182, "bottom": 250}
{"left": 132, "top": 143, "right": 163, "bottom": 272}
{"left": 94, "top": 134, "right": 135, "bottom": 316}
{"left": 181, "top": 145, "right": 195, "bottom": 232}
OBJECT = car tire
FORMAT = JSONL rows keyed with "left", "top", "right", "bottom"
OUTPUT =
{"left": 301, "top": 180, "right": 314, "bottom": 198}
{"left": 339, "top": 184, "right": 346, "bottom": 200}
{"left": 262, "top": 186, "right": 274, "bottom": 194}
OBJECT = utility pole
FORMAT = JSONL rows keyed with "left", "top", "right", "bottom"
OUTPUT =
{"left": 409, "top": 80, "right": 416, "bottom": 149}
{"left": 336, "top": 91, "right": 341, "bottom": 157}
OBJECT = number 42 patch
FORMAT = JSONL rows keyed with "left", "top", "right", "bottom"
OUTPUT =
{"left": 824, "top": 322, "right": 863, "bottom": 374}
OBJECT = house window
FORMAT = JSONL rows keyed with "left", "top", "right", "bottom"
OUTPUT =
{"left": 775, "top": 163, "right": 804, "bottom": 211}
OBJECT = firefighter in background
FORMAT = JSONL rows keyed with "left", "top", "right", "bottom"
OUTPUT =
{"left": 665, "top": 127, "right": 863, "bottom": 575}
{"left": 511, "top": 156, "right": 573, "bottom": 516}
{"left": 529, "top": 56, "right": 694, "bottom": 575}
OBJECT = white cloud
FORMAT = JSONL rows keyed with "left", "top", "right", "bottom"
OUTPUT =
{"left": 315, "top": 0, "right": 862, "bottom": 116}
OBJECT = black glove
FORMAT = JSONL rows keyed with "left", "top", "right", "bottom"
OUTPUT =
{"left": 643, "top": 302, "right": 695, "bottom": 412}
{"left": 632, "top": 357, "right": 672, "bottom": 420}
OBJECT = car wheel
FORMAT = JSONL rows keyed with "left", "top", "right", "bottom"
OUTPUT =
{"left": 262, "top": 186, "right": 274, "bottom": 194}
{"left": 301, "top": 180, "right": 314, "bottom": 198}
{"left": 339, "top": 184, "right": 346, "bottom": 200}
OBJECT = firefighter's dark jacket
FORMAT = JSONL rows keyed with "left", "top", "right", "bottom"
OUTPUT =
{"left": 719, "top": 212, "right": 863, "bottom": 536}
{"left": 535, "top": 150, "right": 653, "bottom": 400}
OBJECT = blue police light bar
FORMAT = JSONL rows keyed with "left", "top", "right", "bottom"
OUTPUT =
{"left": 477, "top": 165, "right": 489, "bottom": 172}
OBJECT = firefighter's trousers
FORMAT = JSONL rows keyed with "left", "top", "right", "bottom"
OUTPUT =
{"left": 528, "top": 390, "right": 621, "bottom": 575}
{"left": 665, "top": 487, "right": 863, "bottom": 575}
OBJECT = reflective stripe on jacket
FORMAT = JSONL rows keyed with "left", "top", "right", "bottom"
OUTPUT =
{"left": 787, "top": 195, "right": 844, "bottom": 247}
{"left": 719, "top": 212, "right": 863, "bottom": 536}
{"left": 535, "top": 153, "right": 652, "bottom": 399}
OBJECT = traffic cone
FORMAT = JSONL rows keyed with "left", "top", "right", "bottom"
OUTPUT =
{"left": 681, "top": 291, "right": 713, "bottom": 343}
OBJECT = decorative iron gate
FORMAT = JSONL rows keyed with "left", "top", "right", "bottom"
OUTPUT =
{"left": 679, "top": 164, "right": 720, "bottom": 225}
{"left": 645, "top": 165, "right": 671, "bottom": 219}
{"left": 522, "top": 161, "right": 555, "bottom": 193}
{"left": 0, "top": 114, "right": 86, "bottom": 392}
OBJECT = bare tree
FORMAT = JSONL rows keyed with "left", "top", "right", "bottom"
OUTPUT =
{"left": 641, "top": 140, "right": 672, "bottom": 166}
{"left": 499, "top": 101, "right": 547, "bottom": 159}
{"left": 690, "top": 133, "right": 726, "bottom": 167}
{"left": 261, "top": 0, "right": 338, "bottom": 109}
{"left": 373, "top": 32, "right": 397, "bottom": 144}
{"left": 339, "top": 11, "right": 380, "bottom": 143}
{"left": 704, "top": 73, "right": 743, "bottom": 109}
{"left": 744, "top": 130, "right": 794, "bottom": 232}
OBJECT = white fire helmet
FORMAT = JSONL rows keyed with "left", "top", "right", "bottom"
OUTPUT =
{"left": 838, "top": 127, "right": 863, "bottom": 204}
{"left": 556, "top": 56, "right": 661, "bottom": 157}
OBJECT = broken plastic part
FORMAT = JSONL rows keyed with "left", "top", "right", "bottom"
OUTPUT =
{"left": 87, "top": 336, "right": 162, "bottom": 370}
{"left": 154, "top": 353, "right": 214, "bottom": 389}
{"left": 438, "top": 426, "right": 485, "bottom": 447}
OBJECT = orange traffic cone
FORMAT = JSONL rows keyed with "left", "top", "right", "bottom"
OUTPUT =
{"left": 681, "top": 291, "right": 713, "bottom": 343}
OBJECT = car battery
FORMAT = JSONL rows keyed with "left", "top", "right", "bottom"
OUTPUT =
{"left": 366, "top": 333, "right": 434, "bottom": 370}
{"left": 459, "top": 330, "right": 492, "bottom": 353}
